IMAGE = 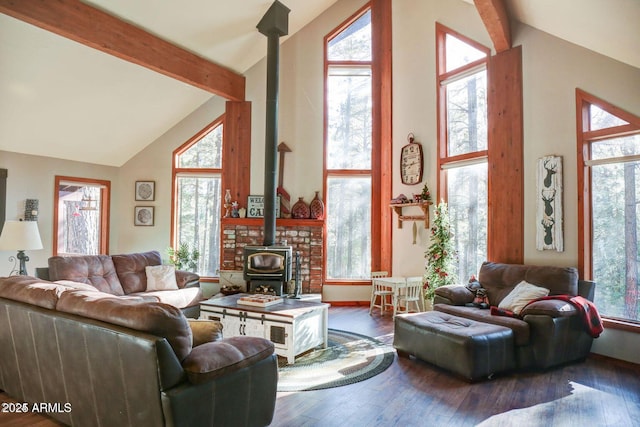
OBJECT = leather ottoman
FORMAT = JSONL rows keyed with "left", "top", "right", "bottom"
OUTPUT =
{"left": 393, "top": 311, "right": 515, "bottom": 381}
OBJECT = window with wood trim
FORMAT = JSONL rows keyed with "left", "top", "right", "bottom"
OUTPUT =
{"left": 54, "top": 176, "right": 110, "bottom": 255}
{"left": 172, "top": 117, "right": 224, "bottom": 278}
{"left": 436, "top": 24, "right": 490, "bottom": 282}
{"left": 577, "top": 89, "right": 640, "bottom": 324}
{"left": 324, "top": 7, "right": 373, "bottom": 280}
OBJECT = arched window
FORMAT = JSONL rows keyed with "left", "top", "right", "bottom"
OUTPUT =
{"left": 436, "top": 23, "right": 490, "bottom": 282}
{"left": 577, "top": 89, "right": 640, "bottom": 325}
{"left": 172, "top": 117, "right": 224, "bottom": 277}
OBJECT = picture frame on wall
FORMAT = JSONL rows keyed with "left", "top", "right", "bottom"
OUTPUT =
{"left": 134, "top": 206, "right": 154, "bottom": 226}
{"left": 135, "top": 181, "right": 155, "bottom": 201}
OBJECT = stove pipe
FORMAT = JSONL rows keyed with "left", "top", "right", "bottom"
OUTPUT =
{"left": 257, "top": 1, "right": 290, "bottom": 246}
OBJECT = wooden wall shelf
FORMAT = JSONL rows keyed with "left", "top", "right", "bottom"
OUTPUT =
{"left": 390, "top": 201, "right": 432, "bottom": 229}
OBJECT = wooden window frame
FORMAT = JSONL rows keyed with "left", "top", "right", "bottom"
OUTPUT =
{"left": 436, "top": 23, "right": 491, "bottom": 200}
{"left": 53, "top": 175, "right": 110, "bottom": 255}
{"left": 576, "top": 89, "right": 640, "bottom": 332}
{"left": 322, "top": 0, "right": 392, "bottom": 285}
{"left": 171, "top": 115, "right": 224, "bottom": 280}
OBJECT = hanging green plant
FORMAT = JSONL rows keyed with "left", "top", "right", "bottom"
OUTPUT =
{"left": 167, "top": 242, "right": 200, "bottom": 272}
{"left": 424, "top": 201, "right": 457, "bottom": 301}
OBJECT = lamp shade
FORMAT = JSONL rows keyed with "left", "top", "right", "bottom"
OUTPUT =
{"left": 0, "top": 220, "right": 43, "bottom": 251}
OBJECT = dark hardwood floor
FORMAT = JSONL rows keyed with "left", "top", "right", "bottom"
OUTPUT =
{"left": 2, "top": 306, "right": 640, "bottom": 426}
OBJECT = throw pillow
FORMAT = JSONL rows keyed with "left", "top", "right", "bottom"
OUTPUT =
{"left": 146, "top": 265, "right": 179, "bottom": 291}
{"left": 498, "top": 280, "right": 550, "bottom": 315}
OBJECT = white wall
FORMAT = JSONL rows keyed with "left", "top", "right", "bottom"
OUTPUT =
{"left": 115, "top": 97, "right": 226, "bottom": 258}
{"left": 0, "top": 151, "right": 118, "bottom": 276}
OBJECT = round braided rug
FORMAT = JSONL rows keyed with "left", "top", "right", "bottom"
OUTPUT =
{"left": 277, "top": 328, "right": 395, "bottom": 392}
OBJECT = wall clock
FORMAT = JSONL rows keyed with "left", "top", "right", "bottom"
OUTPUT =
{"left": 400, "top": 133, "right": 423, "bottom": 185}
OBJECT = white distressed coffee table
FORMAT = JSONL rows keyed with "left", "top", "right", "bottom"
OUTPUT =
{"left": 200, "top": 294, "right": 329, "bottom": 364}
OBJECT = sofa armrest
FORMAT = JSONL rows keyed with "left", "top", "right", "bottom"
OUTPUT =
{"left": 175, "top": 270, "right": 200, "bottom": 289}
{"left": 163, "top": 354, "right": 277, "bottom": 427}
{"left": 433, "top": 285, "right": 474, "bottom": 305}
{"left": 519, "top": 299, "right": 577, "bottom": 318}
{"left": 182, "top": 336, "right": 274, "bottom": 384}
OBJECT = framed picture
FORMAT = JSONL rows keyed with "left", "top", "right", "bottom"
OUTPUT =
{"left": 134, "top": 206, "right": 154, "bottom": 226}
{"left": 135, "top": 181, "right": 155, "bottom": 201}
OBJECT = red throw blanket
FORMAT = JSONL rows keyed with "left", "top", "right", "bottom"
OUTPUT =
{"left": 490, "top": 295, "right": 603, "bottom": 338}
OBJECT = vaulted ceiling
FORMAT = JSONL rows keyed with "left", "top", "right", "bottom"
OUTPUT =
{"left": 1, "top": 0, "right": 638, "bottom": 166}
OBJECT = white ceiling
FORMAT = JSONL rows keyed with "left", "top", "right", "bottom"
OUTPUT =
{"left": 1, "top": 0, "right": 638, "bottom": 167}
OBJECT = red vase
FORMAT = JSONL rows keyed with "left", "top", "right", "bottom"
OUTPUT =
{"left": 291, "top": 197, "right": 310, "bottom": 219}
{"left": 309, "top": 191, "right": 325, "bottom": 219}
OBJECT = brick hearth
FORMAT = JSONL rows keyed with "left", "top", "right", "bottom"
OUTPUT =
{"left": 221, "top": 218, "right": 324, "bottom": 294}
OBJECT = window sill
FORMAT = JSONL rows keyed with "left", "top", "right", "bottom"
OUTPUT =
{"left": 603, "top": 318, "right": 640, "bottom": 333}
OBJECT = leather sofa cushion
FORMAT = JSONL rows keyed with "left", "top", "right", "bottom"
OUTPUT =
{"left": 48, "top": 255, "right": 125, "bottom": 295}
{"left": 435, "top": 303, "right": 530, "bottom": 346}
{"left": 188, "top": 319, "right": 224, "bottom": 347}
{"left": 112, "top": 251, "right": 163, "bottom": 294}
{"left": 56, "top": 290, "right": 193, "bottom": 361}
{"left": 0, "top": 276, "right": 69, "bottom": 309}
{"left": 129, "top": 287, "right": 203, "bottom": 309}
{"left": 182, "top": 336, "right": 274, "bottom": 384}
{"left": 434, "top": 285, "right": 475, "bottom": 305}
{"left": 520, "top": 299, "right": 577, "bottom": 317}
{"left": 478, "top": 262, "right": 578, "bottom": 307}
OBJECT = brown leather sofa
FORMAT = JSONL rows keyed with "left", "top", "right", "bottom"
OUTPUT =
{"left": 394, "top": 262, "right": 597, "bottom": 379}
{"left": 0, "top": 275, "right": 278, "bottom": 427}
{"left": 41, "top": 250, "right": 204, "bottom": 318}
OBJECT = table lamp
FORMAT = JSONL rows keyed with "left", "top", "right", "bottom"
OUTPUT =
{"left": 0, "top": 220, "right": 43, "bottom": 276}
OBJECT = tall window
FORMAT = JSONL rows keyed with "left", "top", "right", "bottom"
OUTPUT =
{"left": 324, "top": 8, "right": 372, "bottom": 280}
{"left": 436, "top": 24, "right": 490, "bottom": 282}
{"left": 578, "top": 90, "right": 640, "bottom": 324}
{"left": 172, "top": 118, "right": 223, "bottom": 277}
{"left": 54, "top": 176, "right": 110, "bottom": 255}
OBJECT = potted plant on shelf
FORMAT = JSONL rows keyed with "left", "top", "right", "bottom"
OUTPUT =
{"left": 167, "top": 242, "right": 200, "bottom": 272}
{"left": 423, "top": 201, "right": 457, "bottom": 309}
{"left": 421, "top": 183, "right": 432, "bottom": 203}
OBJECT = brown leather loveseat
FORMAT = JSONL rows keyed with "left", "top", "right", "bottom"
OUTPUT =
{"left": 41, "top": 250, "right": 203, "bottom": 318}
{"left": 0, "top": 275, "right": 278, "bottom": 426}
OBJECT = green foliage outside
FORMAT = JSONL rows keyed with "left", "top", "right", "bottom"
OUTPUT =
{"left": 424, "top": 201, "right": 458, "bottom": 301}
{"left": 168, "top": 242, "right": 200, "bottom": 273}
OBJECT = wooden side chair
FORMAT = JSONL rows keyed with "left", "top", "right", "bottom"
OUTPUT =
{"left": 394, "top": 276, "right": 424, "bottom": 316}
{"left": 369, "top": 271, "right": 392, "bottom": 315}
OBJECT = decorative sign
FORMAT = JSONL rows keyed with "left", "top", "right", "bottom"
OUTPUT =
{"left": 400, "top": 133, "right": 423, "bottom": 185}
{"left": 247, "top": 195, "right": 281, "bottom": 218}
{"left": 536, "top": 155, "right": 563, "bottom": 252}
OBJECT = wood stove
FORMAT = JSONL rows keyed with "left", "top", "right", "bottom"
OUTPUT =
{"left": 243, "top": 245, "right": 292, "bottom": 295}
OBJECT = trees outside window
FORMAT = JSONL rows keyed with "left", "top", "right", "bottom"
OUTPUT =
{"left": 436, "top": 24, "right": 489, "bottom": 282}
{"left": 172, "top": 118, "right": 223, "bottom": 277}
{"left": 54, "top": 176, "right": 110, "bottom": 255}
{"left": 324, "top": 8, "right": 373, "bottom": 280}
{"left": 577, "top": 90, "right": 640, "bottom": 323}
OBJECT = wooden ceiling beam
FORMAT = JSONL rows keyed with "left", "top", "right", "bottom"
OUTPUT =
{"left": 474, "top": 0, "right": 512, "bottom": 53}
{"left": 0, "top": 0, "right": 245, "bottom": 101}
